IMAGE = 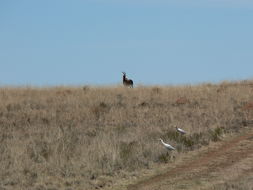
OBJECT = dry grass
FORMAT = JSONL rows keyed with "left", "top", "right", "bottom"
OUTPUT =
{"left": 0, "top": 81, "right": 253, "bottom": 190}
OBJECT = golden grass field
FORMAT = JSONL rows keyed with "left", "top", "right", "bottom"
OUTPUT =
{"left": 0, "top": 81, "right": 253, "bottom": 190}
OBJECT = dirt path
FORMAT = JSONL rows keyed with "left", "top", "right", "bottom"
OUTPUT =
{"left": 127, "top": 128, "right": 253, "bottom": 190}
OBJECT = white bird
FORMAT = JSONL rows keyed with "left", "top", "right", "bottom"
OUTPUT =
{"left": 159, "top": 138, "right": 176, "bottom": 150}
{"left": 176, "top": 126, "right": 186, "bottom": 135}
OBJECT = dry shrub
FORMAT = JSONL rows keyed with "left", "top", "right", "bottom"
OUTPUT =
{"left": 175, "top": 97, "right": 190, "bottom": 105}
{"left": 242, "top": 102, "right": 253, "bottom": 111}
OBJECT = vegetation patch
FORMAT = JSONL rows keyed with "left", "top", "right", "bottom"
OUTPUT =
{"left": 0, "top": 81, "right": 252, "bottom": 189}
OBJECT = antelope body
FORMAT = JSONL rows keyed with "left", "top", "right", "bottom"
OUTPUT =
{"left": 122, "top": 72, "right": 133, "bottom": 88}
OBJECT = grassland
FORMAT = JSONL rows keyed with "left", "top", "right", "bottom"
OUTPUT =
{"left": 0, "top": 81, "right": 253, "bottom": 190}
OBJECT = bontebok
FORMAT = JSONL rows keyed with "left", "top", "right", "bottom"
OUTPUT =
{"left": 122, "top": 72, "right": 133, "bottom": 88}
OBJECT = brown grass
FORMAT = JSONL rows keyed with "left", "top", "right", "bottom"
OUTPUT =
{"left": 0, "top": 81, "right": 253, "bottom": 189}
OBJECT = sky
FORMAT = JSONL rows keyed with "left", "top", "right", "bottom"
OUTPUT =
{"left": 0, "top": 0, "right": 253, "bottom": 86}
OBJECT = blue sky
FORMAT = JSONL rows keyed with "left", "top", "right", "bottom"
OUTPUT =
{"left": 0, "top": 0, "right": 253, "bottom": 86}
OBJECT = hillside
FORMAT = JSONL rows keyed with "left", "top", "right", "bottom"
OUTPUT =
{"left": 0, "top": 81, "right": 253, "bottom": 190}
{"left": 127, "top": 127, "right": 253, "bottom": 190}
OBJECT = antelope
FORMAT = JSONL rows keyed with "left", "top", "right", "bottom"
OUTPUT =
{"left": 122, "top": 72, "right": 133, "bottom": 88}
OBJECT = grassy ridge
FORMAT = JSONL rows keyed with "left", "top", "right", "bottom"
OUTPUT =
{"left": 0, "top": 81, "right": 252, "bottom": 189}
